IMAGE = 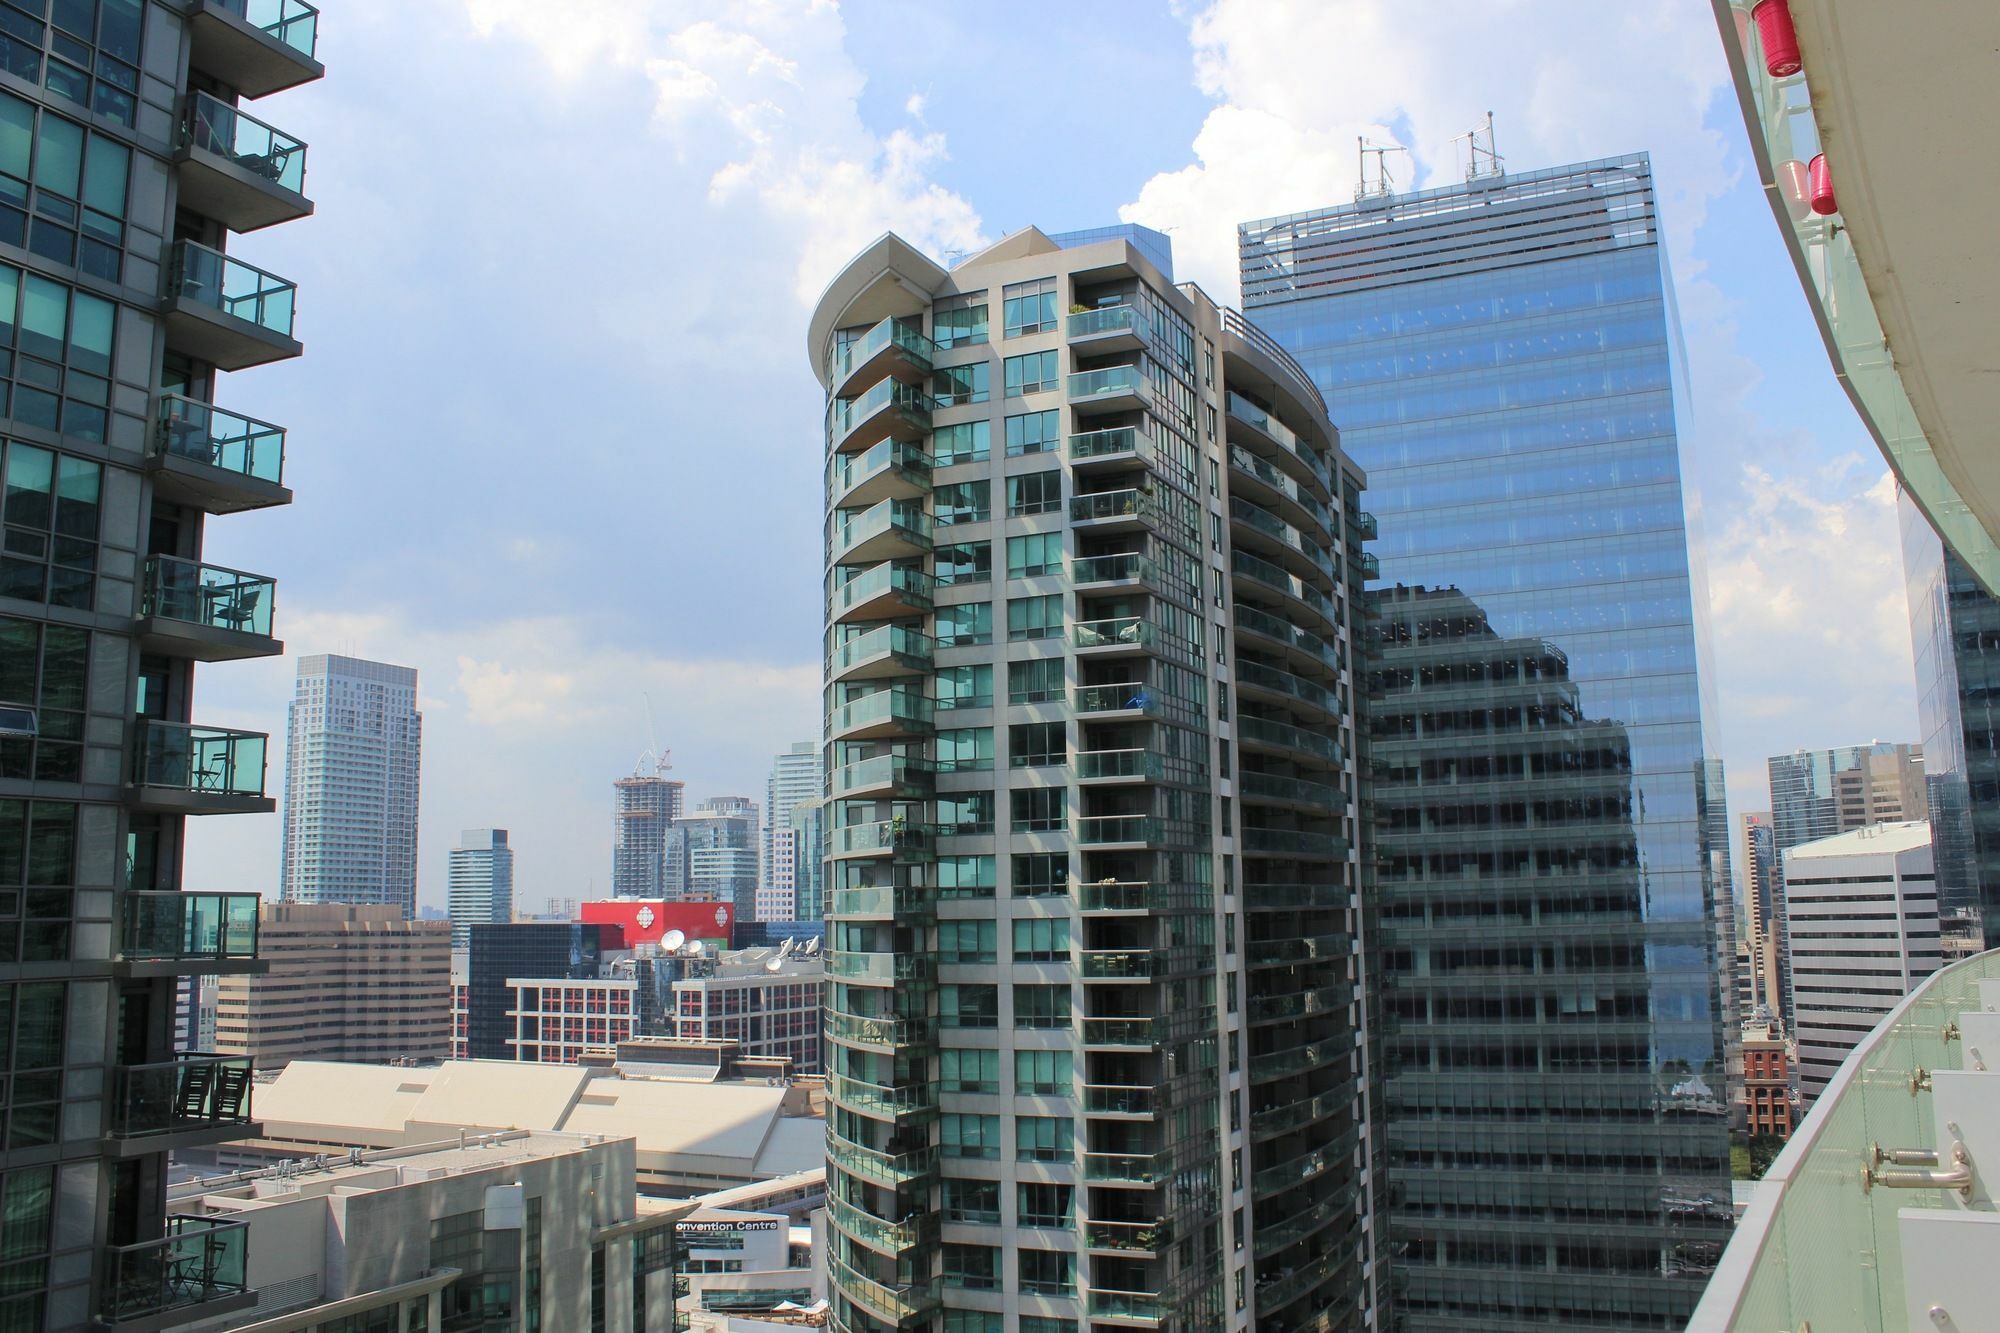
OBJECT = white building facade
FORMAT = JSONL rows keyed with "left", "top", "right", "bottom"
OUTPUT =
{"left": 760, "top": 743, "right": 822, "bottom": 923}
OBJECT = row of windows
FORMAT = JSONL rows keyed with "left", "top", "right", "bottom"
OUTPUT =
{"left": 936, "top": 1047, "right": 1073, "bottom": 1095}
{"left": 941, "top": 1179, "right": 1074, "bottom": 1229}
{"left": 0, "top": 87, "right": 127, "bottom": 283}
{"left": 932, "top": 915, "right": 1074, "bottom": 964}
{"left": 933, "top": 472, "right": 1063, "bottom": 524}
{"left": 0, "top": 0, "right": 145, "bottom": 133}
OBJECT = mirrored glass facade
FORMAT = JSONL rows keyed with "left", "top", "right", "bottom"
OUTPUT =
{"left": 1243, "top": 155, "right": 1733, "bottom": 1329}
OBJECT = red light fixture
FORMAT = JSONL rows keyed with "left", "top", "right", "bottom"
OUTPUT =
{"left": 1807, "top": 153, "right": 1837, "bottom": 215}
{"left": 1752, "top": 0, "right": 1803, "bottom": 78}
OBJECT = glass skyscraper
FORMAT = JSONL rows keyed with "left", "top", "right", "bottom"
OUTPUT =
{"left": 1242, "top": 154, "right": 1733, "bottom": 1329}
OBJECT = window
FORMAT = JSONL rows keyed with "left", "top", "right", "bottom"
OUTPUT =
{"left": 1009, "top": 721, "right": 1064, "bottom": 768}
{"left": 934, "top": 479, "right": 990, "bottom": 526}
{"left": 1013, "top": 984, "right": 1069, "bottom": 1029}
{"left": 935, "top": 728, "right": 993, "bottom": 773}
{"left": 943, "top": 1179, "right": 1000, "bottom": 1225}
{"left": 945, "top": 1314, "right": 1002, "bottom": 1333}
{"left": 1012, "top": 918, "right": 1070, "bottom": 963}
{"left": 1010, "top": 786, "right": 1065, "bottom": 833}
{"left": 1018, "top": 1184, "right": 1075, "bottom": 1231}
{"left": 1004, "top": 350, "right": 1058, "bottom": 397}
{"left": 934, "top": 541, "right": 990, "bottom": 586}
{"left": 939, "top": 985, "right": 997, "bottom": 1031}
{"left": 0, "top": 269, "right": 118, "bottom": 442}
{"left": 1012, "top": 852, "right": 1068, "bottom": 898}
{"left": 1022, "top": 1319, "right": 1079, "bottom": 1333}
{"left": 1002, "top": 277, "right": 1058, "bottom": 336}
{"left": 0, "top": 92, "right": 128, "bottom": 281}
{"left": 942, "top": 1244, "right": 998, "bottom": 1291}
{"left": 0, "top": 0, "right": 143, "bottom": 131}
{"left": 932, "top": 360, "right": 988, "bottom": 407}
{"left": 936, "top": 663, "right": 992, "bottom": 710}
{"left": 1007, "top": 593, "right": 1063, "bottom": 642}
{"left": 1018, "top": 1248, "right": 1074, "bottom": 1295}
{"left": 1015, "top": 1115, "right": 1072, "bottom": 1162}
{"left": 941, "top": 1112, "right": 1000, "bottom": 1159}
{"left": 1009, "top": 658, "right": 1063, "bottom": 705}
{"left": 933, "top": 292, "right": 987, "bottom": 349}
{"left": 0, "top": 617, "right": 82, "bottom": 782}
{"left": 1015, "top": 1049, "right": 1072, "bottom": 1095}
{"left": 932, "top": 420, "right": 990, "bottom": 466}
{"left": 939, "top": 920, "right": 995, "bottom": 964}
{"left": 936, "top": 854, "right": 996, "bottom": 897}
{"left": 937, "top": 790, "right": 993, "bottom": 835}
{"left": 1007, "top": 471, "right": 1061, "bottom": 516}
{"left": 1, "top": 442, "right": 98, "bottom": 607}
{"left": 935, "top": 601, "right": 991, "bottom": 648}
{"left": 1006, "top": 532, "right": 1062, "bottom": 578}
{"left": 0, "top": 801, "right": 75, "bottom": 965}
{"left": 1005, "top": 409, "right": 1060, "bottom": 456}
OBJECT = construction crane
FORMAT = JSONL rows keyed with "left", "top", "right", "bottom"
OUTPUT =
{"left": 634, "top": 692, "right": 671, "bottom": 778}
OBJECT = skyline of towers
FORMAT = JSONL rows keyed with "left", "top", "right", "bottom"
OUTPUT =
{"left": 280, "top": 653, "right": 422, "bottom": 915}
{"left": 1243, "top": 152, "right": 1735, "bottom": 1326}
{"left": 813, "top": 223, "right": 1375, "bottom": 1331}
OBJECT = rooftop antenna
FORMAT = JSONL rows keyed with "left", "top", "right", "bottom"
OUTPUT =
{"left": 1355, "top": 136, "right": 1409, "bottom": 201}
{"left": 1455, "top": 111, "right": 1504, "bottom": 182}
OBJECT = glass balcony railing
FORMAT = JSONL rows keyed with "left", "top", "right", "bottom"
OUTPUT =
{"left": 1353, "top": 510, "right": 1378, "bottom": 541}
{"left": 1074, "top": 682, "right": 1159, "bottom": 716}
{"left": 1074, "top": 617, "right": 1154, "bottom": 651}
{"left": 827, "top": 882, "right": 935, "bottom": 918}
{"left": 1079, "top": 949, "right": 1162, "bottom": 980}
{"left": 1236, "top": 714, "right": 1344, "bottom": 764}
{"left": 141, "top": 557, "right": 275, "bottom": 637}
{"left": 829, "top": 820, "right": 938, "bottom": 860}
{"left": 828, "top": 1193, "right": 939, "bottom": 1256}
{"left": 827, "top": 1255, "right": 939, "bottom": 1322}
{"left": 1359, "top": 551, "right": 1381, "bottom": 579}
{"left": 1237, "top": 659, "right": 1339, "bottom": 714}
{"left": 1069, "top": 426, "right": 1155, "bottom": 465}
{"left": 1241, "top": 826, "right": 1348, "bottom": 858}
{"left": 1089, "top": 1289, "right": 1165, "bottom": 1323}
{"left": 827, "top": 1128, "right": 939, "bottom": 1188}
{"left": 1077, "top": 880, "right": 1176, "bottom": 912}
{"left": 827, "top": 317, "right": 934, "bottom": 384}
{"left": 828, "top": 624, "right": 932, "bottom": 677}
{"left": 184, "top": 92, "right": 306, "bottom": 193}
{"left": 1074, "top": 749, "right": 1162, "bottom": 781}
{"left": 1238, "top": 770, "right": 1345, "bottom": 810}
{"left": 829, "top": 562, "right": 934, "bottom": 617}
{"left": 1081, "top": 1018, "right": 1156, "bottom": 1047}
{"left": 828, "top": 754, "right": 934, "bottom": 799}
{"left": 121, "top": 891, "right": 259, "bottom": 965}
{"left": 103, "top": 1215, "right": 250, "bottom": 1324}
{"left": 1085, "top": 1084, "right": 1157, "bottom": 1116}
{"left": 210, "top": 0, "right": 319, "bottom": 58}
{"left": 824, "top": 951, "right": 933, "bottom": 983}
{"left": 1071, "top": 552, "right": 1155, "bottom": 586}
{"left": 828, "top": 437, "right": 932, "bottom": 501}
{"left": 1233, "top": 603, "right": 1341, "bottom": 673}
{"left": 1068, "top": 365, "right": 1146, "bottom": 401}
{"left": 1071, "top": 489, "right": 1159, "bottom": 525}
{"left": 829, "top": 498, "right": 931, "bottom": 562}
{"left": 110, "top": 1053, "right": 254, "bottom": 1139}
{"left": 1232, "top": 549, "right": 1336, "bottom": 622}
{"left": 828, "top": 687, "right": 934, "bottom": 737}
{"left": 155, "top": 395, "right": 286, "bottom": 484}
{"left": 1229, "top": 444, "right": 1332, "bottom": 529}
{"left": 1081, "top": 1153, "right": 1168, "bottom": 1184}
{"left": 826, "top": 378, "right": 932, "bottom": 446}
{"left": 170, "top": 240, "right": 297, "bottom": 338}
{"left": 1075, "top": 815, "right": 1158, "bottom": 845}
{"left": 133, "top": 721, "right": 268, "bottom": 798}
{"left": 1085, "top": 1219, "right": 1170, "bottom": 1253}
{"left": 827, "top": 1072, "right": 937, "bottom": 1118}
{"left": 1068, "top": 304, "right": 1146, "bottom": 340}
{"left": 1226, "top": 389, "right": 1332, "bottom": 492}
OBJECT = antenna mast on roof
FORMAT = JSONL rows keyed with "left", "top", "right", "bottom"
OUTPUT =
{"left": 1355, "top": 136, "right": 1408, "bottom": 201}
{"left": 1456, "top": 111, "right": 1504, "bottom": 182}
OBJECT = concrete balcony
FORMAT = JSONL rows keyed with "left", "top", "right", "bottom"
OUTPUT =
{"left": 149, "top": 395, "right": 290, "bottom": 513}
{"left": 828, "top": 624, "right": 932, "bottom": 685}
{"left": 827, "top": 753, "right": 934, "bottom": 802}
{"left": 1066, "top": 304, "right": 1149, "bottom": 355}
{"left": 163, "top": 241, "right": 301, "bottom": 371}
{"left": 827, "top": 377, "right": 932, "bottom": 454}
{"left": 828, "top": 498, "right": 931, "bottom": 566}
{"left": 176, "top": 93, "right": 310, "bottom": 232}
{"left": 135, "top": 556, "right": 280, "bottom": 662}
{"left": 826, "top": 316, "right": 935, "bottom": 400}
{"left": 828, "top": 686, "right": 933, "bottom": 743}
{"left": 1068, "top": 363, "right": 1150, "bottom": 415}
{"left": 189, "top": 0, "right": 322, "bottom": 98}
{"left": 1070, "top": 487, "right": 1161, "bottom": 535}
{"left": 127, "top": 721, "right": 272, "bottom": 815}
{"left": 118, "top": 891, "right": 263, "bottom": 978}
{"left": 104, "top": 1053, "right": 256, "bottom": 1157}
{"left": 828, "top": 437, "right": 930, "bottom": 510}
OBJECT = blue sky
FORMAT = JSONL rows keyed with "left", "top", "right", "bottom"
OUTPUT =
{"left": 185, "top": 0, "right": 1916, "bottom": 910}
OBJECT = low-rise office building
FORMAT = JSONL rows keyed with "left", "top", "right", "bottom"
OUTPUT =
{"left": 1741, "top": 1018, "right": 1796, "bottom": 1140}
{"left": 214, "top": 904, "right": 451, "bottom": 1069}
{"left": 165, "top": 1131, "right": 684, "bottom": 1332}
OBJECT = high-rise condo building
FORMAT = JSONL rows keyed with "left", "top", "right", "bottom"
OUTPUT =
{"left": 448, "top": 827, "right": 515, "bottom": 952}
{"left": 1767, "top": 742, "right": 1926, "bottom": 852}
{"left": 613, "top": 763, "right": 684, "bottom": 898}
{"left": 1899, "top": 496, "right": 2000, "bottom": 957}
{"left": 683, "top": 796, "right": 760, "bottom": 921}
{"left": 213, "top": 903, "right": 451, "bottom": 1070}
{"left": 812, "top": 224, "right": 1374, "bottom": 1332}
{"left": 1242, "top": 153, "right": 1734, "bottom": 1327}
{"left": 790, "top": 797, "right": 826, "bottom": 921}
{"left": 763, "top": 740, "right": 823, "bottom": 922}
{"left": 0, "top": 5, "right": 320, "bottom": 1326}
{"left": 1739, "top": 811, "right": 1784, "bottom": 1016}
{"left": 281, "top": 654, "right": 422, "bottom": 914}
{"left": 1779, "top": 820, "right": 1940, "bottom": 1105}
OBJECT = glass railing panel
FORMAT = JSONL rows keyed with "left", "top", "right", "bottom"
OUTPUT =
{"left": 1071, "top": 552, "right": 1153, "bottom": 585}
{"left": 141, "top": 556, "right": 275, "bottom": 637}
{"left": 1080, "top": 1018, "right": 1155, "bottom": 1046}
{"left": 1083, "top": 1084, "right": 1156, "bottom": 1115}
{"left": 1070, "top": 489, "right": 1157, "bottom": 524}
{"left": 121, "top": 891, "right": 260, "bottom": 963}
{"left": 1068, "top": 365, "right": 1143, "bottom": 399}
{"left": 1074, "top": 750, "right": 1161, "bottom": 781}
{"left": 1067, "top": 305, "right": 1142, "bottom": 339}
{"left": 830, "top": 499, "right": 932, "bottom": 559}
{"left": 185, "top": 92, "right": 306, "bottom": 193}
{"left": 170, "top": 241, "right": 296, "bottom": 336}
{"left": 134, "top": 721, "right": 268, "bottom": 796}
{"left": 103, "top": 1215, "right": 250, "bottom": 1323}
{"left": 827, "top": 378, "right": 933, "bottom": 442}
{"left": 1069, "top": 426, "right": 1154, "bottom": 463}
{"left": 155, "top": 395, "right": 287, "bottom": 484}
{"left": 828, "top": 437, "right": 932, "bottom": 498}
{"left": 828, "top": 687, "right": 934, "bottom": 735}
{"left": 110, "top": 1053, "right": 254, "bottom": 1137}
{"left": 828, "top": 754, "right": 934, "bottom": 796}
{"left": 827, "top": 624, "right": 932, "bottom": 675}
{"left": 1074, "top": 617, "right": 1153, "bottom": 650}
{"left": 1089, "top": 1289, "right": 1165, "bottom": 1320}
{"left": 827, "top": 316, "right": 935, "bottom": 382}
{"left": 1074, "top": 682, "right": 1158, "bottom": 715}
{"left": 1236, "top": 715, "right": 1344, "bottom": 764}
{"left": 210, "top": 0, "right": 319, "bottom": 58}
{"left": 829, "top": 562, "right": 935, "bottom": 615}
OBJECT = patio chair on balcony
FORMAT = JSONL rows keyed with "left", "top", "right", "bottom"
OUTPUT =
{"left": 213, "top": 587, "right": 260, "bottom": 631}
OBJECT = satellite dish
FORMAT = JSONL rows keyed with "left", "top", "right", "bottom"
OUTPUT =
{"left": 803, "top": 937, "right": 821, "bottom": 956}
{"left": 766, "top": 955, "right": 786, "bottom": 972}
{"left": 660, "top": 929, "right": 686, "bottom": 952}
{"left": 686, "top": 940, "right": 705, "bottom": 956}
